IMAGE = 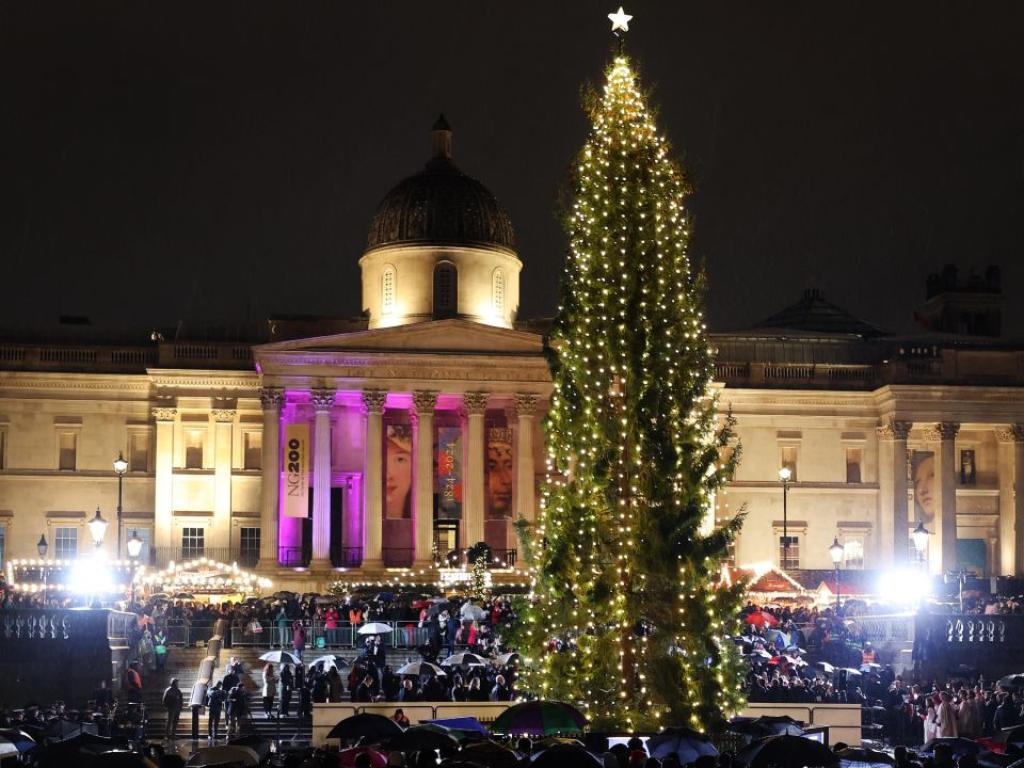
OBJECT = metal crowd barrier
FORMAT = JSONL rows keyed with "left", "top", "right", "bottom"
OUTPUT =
{"left": 226, "top": 620, "right": 440, "bottom": 649}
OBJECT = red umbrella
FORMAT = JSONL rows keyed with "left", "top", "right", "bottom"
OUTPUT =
{"left": 744, "top": 611, "right": 778, "bottom": 628}
{"left": 338, "top": 748, "right": 387, "bottom": 768}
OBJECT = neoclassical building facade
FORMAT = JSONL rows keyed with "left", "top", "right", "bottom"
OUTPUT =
{"left": 1, "top": 123, "right": 1023, "bottom": 588}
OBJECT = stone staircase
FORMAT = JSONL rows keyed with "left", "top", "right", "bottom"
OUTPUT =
{"left": 141, "top": 643, "right": 384, "bottom": 742}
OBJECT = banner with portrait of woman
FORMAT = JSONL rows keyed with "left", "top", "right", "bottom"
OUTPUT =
{"left": 384, "top": 422, "right": 413, "bottom": 519}
{"left": 910, "top": 450, "right": 936, "bottom": 524}
{"left": 485, "top": 426, "right": 514, "bottom": 519}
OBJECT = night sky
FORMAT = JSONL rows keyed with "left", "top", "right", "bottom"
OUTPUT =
{"left": 2, "top": 1, "right": 1023, "bottom": 341}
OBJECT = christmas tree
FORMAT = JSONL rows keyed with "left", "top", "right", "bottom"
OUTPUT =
{"left": 519, "top": 49, "right": 747, "bottom": 731}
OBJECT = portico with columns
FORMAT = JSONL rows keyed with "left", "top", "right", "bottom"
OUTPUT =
{"left": 251, "top": 319, "right": 549, "bottom": 583}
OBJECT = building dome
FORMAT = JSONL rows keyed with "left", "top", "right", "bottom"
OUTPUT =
{"left": 366, "top": 115, "right": 516, "bottom": 253}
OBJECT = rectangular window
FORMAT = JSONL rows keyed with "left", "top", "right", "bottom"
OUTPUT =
{"left": 845, "top": 447, "right": 863, "bottom": 484}
{"left": 129, "top": 431, "right": 149, "bottom": 472}
{"left": 843, "top": 536, "right": 865, "bottom": 569}
{"left": 55, "top": 527, "right": 78, "bottom": 559}
{"left": 243, "top": 431, "right": 262, "bottom": 471}
{"left": 58, "top": 432, "right": 77, "bottom": 471}
{"left": 780, "top": 446, "right": 798, "bottom": 482}
{"left": 181, "top": 527, "right": 205, "bottom": 559}
{"left": 239, "top": 527, "right": 261, "bottom": 566}
{"left": 779, "top": 534, "right": 800, "bottom": 570}
{"left": 185, "top": 430, "right": 204, "bottom": 469}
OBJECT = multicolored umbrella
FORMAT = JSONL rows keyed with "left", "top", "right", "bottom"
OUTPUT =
{"left": 490, "top": 700, "right": 588, "bottom": 736}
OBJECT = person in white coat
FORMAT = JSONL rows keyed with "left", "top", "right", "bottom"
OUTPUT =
{"left": 261, "top": 663, "right": 278, "bottom": 718}
{"left": 923, "top": 700, "right": 940, "bottom": 743}
{"left": 936, "top": 691, "right": 959, "bottom": 738}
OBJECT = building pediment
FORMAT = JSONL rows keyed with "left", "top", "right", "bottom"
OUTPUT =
{"left": 255, "top": 319, "right": 544, "bottom": 357}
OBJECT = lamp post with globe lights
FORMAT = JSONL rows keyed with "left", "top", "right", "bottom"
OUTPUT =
{"left": 113, "top": 452, "right": 128, "bottom": 558}
{"left": 779, "top": 466, "right": 793, "bottom": 569}
{"left": 829, "top": 537, "right": 845, "bottom": 611}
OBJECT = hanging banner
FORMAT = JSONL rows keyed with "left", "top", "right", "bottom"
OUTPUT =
{"left": 486, "top": 427, "right": 514, "bottom": 519}
{"left": 385, "top": 423, "right": 413, "bottom": 519}
{"left": 283, "top": 423, "right": 310, "bottom": 518}
{"left": 910, "top": 450, "right": 935, "bottom": 525}
{"left": 436, "top": 426, "right": 463, "bottom": 519}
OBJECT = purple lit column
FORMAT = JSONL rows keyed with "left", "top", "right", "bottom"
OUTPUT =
{"left": 362, "top": 390, "right": 387, "bottom": 567}
{"left": 258, "top": 387, "right": 282, "bottom": 567}
{"left": 311, "top": 389, "right": 335, "bottom": 569}
{"left": 412, "top": 390, "right": 438, "bottom": 567}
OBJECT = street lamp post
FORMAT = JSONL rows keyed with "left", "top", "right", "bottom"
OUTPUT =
{"left": 829, "top": 536, "right": 845, "bottom": 612}
{"left": 912, "top": 522, "right": 930, "bottom": 568}
{"left": 778, "top": 467, "right": 792, "bottom": 569}
{"left": 88, "top": 507, "right": 109, "bottom": 550}
{"left": 113, "top": 452, "right": 128, "bottom": 558}
{"left": 37, "top": 535, "right": 48, "bottom": 597}
{"left": 127, "top": 530, "right": 143, "bottom": 604}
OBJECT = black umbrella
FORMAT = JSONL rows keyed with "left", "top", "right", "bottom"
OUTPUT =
{"left": 648, "top": 727, "right": 719, "bottom": 764}
{"left": 836, "top": 747, "right": 896, "bottom": 767}
{"left": 728, "top": 716, "right": 804, "bottom": 740}
{"left": 44, "top": 720, "right": 88, "bottom": 742}
{"left": 997, "top": 726, "right": 1024, "bottom": 746}
{"left": 979, "top": 752, "right": 1020, "bottom": 768}
{"left": 531, "top": 744, "right": 601, "bottom": 768}
{"left": 460, "top": 741, "right": 522, "bottom": 768}
{"left": 735, "top": 735, "right": 839, "bottom": 768}
{"left": 999, "top": 675, "right": 1024, "bottom": 690}
{"left": 327, "top": 713, "right": 404, "bottom": 742}
{"left": 92, "top": 751, "right": 159, "bottom": 768}
{"left": 922, "top": 739, "right": 982, "bottom": 758}
{"left": 385, "top": 726, "right": 460, "bottom": 754}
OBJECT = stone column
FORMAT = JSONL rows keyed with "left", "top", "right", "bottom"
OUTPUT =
{"left": 153, "top": 406, "right": 177, "bottom": 553}
{"left": 932, "top": 422, "right": 960, "bottom": 574}
{"left": 514, "top": 394, "right": 538, "bottom": 523}
{"left": 412, "top": 391, "right": 439, "bottom": 567}
{"left": 311, "top": 389, "right": 335, "bottom": 569}
{"left": 996, "top": 425, "right": 1024, "bottom": 575}
{"left": 258, "top": 388, "right": 283, "bottom": 568}
{"left": 877, "top": 419, "right": 912, "bottom": 566}
{"left": 362, "top": 390, "right": 387, "bottom": 567}
{"left": 463, "top": 392, "right": 489, "bottom": 548}
{"left": 212, "top": 408, "right": 235, "bottom": 552}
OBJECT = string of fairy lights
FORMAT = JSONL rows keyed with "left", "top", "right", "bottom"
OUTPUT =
{"left": 520, "top": 10, "right": 748, "bottom": 731}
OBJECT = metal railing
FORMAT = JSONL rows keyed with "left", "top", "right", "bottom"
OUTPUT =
{"left": 330, "top": 546, "right": 363, "bottom": 569}
{"left": 383, "top": 548, "right": 414, "bottom": 568}
{"left": 228, "top": 619, "right": 438, "bottom": 649}
{"left": 278, "top": 547, "right": 311, "bottom": 568}
{"left": 164, "top": 622, "right": 217, "bottom": 647}
{"left": 436, "top": 548, "right": 518, "bottom": 569}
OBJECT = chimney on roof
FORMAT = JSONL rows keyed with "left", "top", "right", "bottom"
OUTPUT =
{"left": 431, "top": 114, "right": 452, "bottom": 160}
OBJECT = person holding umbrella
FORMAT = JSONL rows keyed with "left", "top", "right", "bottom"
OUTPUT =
{"left": 292, "top": 619, "right": 307, "bottom": 662}
{"left": 261, "top": 662, "right": 278, "bottom": 718}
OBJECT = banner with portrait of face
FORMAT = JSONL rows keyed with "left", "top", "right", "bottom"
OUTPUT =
{"left": 384, "top": 421, "right": 413, "bottom": 519}
{"left": 486, "top": 426, "right": 514, "bottom": 519}
{"left": 436, "top": 426, "right": 462, "bottom": 520}
{"left": 910, "top": 450, "right": 935, "bottom": 524}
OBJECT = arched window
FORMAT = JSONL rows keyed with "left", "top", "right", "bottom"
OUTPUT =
{"left": 433, "top": 262, "right": 457, "bottom": 318}
{"left": 381, "top": 265, "right": 396, "bottom": 314}
{"left": 492, "top": 268, "right": 506, "bottom": 317}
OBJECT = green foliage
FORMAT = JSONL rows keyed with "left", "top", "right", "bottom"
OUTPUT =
{"left": 516, "top": 55, "right": 747, "bottom": 732}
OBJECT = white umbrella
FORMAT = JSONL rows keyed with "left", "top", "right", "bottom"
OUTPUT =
{"left": 310, "top": 654, "right": 350, "bottom": 669}
{"left": 259, "top": 650, "right": 301, "bottom": 665}
{"left": 462, "top": 605, "right": 486, "bottom": 621}
{"left": 357, "top": 622, "right": 393, "bottom": 635}
{"left": 494, "top": 652, "right": 521, "bottom": 666}
{"left": 396, "top": 661, "right": 446, "bottom": 676}
{"left": 441, "top": 652, "right": 487, "bottom": 667}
